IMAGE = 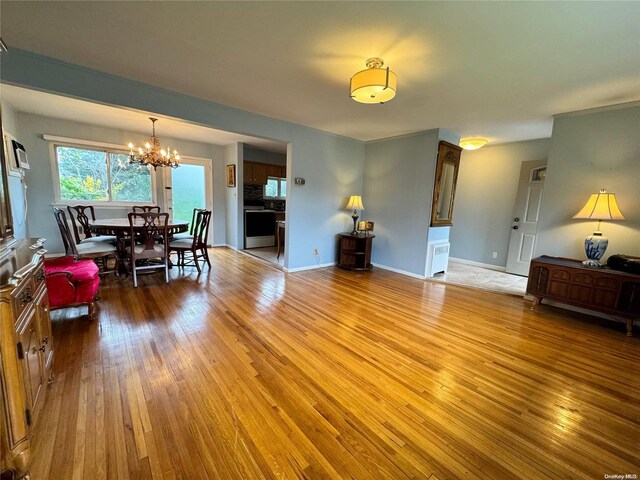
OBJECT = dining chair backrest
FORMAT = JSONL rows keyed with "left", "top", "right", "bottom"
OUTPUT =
{"left": 54, "top": 207, "right": 79, "bottom": 256}
{"left": 191, "top": 209, "right": 212, "bottom": 248}
{"left": 128, "top": 212, "right": 169, "bottom": 260}
{"left": 67, "top": 205, "right": 96, "bottom": 243}
{"left": 132, "top": 205, "right": 161, "bottom": 213}
{"left": 186, "top": 208, "right": 208, "bottom": 235}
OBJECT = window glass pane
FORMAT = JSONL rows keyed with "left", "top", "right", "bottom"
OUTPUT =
{"left": 57, "top": 146, "right": 108, "bottom": 201}
{"left": 280, "top": 179, "right": 286, "bottom": 198}
{"left": 264, "top": 178, "right": 278, "bottom": 198}
{"left": 171, "top": 164, "right": 206, "bottom": 227}
{"left": 109, "top": 153, "right": 153, "bottom": 202}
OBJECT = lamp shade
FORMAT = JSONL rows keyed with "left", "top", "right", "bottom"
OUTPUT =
{"left": 346, "top": 195, "right": 364, "bottom": 211}
{"left": 573, "top": 189, "right": 625, "bottom": 220}
{"left": 350, "top": 58, "right": 397, "bottom": 104}
{"left": 459, "top": 138, "right": 488, "bottom": 150}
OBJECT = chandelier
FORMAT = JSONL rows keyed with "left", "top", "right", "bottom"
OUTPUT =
{"left": 128, "top": 117, "right": 180, "bottom": 170}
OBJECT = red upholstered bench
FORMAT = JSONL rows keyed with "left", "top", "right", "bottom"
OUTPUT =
{"left": 44, "top": 256, "right": 100, "bottom": 320}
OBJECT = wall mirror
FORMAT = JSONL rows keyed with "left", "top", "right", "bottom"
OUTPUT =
{"left": 0, "top": 105, "right": 14, "bottom": 244}
{"left": 430, "top": 141, "right": 461, "bottom": 227}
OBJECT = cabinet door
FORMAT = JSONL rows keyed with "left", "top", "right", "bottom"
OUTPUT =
{"left": 17, "top": 309, "right": 44, "bottom": 420}
{"left": 253, "top": 163, "right": 268, "bottom": 184}
{"left": 243, "top": 162, "right": 254, "bottom": 184}
{"left": 34, "top": 287, "right": 53, "bottom": 375}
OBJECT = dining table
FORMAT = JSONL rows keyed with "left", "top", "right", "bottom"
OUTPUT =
{"left": 89, "top": 217, "right": 189, "bottom": 269}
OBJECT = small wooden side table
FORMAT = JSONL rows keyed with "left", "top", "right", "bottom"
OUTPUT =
{"left": 338, "top": 233, "right": 375, "bottom": 271}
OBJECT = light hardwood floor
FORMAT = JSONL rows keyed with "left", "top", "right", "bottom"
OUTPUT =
{"left": 30, "top": 248, "right": 639, "bottom": 479}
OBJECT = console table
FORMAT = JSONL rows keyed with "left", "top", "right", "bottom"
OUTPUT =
{"left": 338, "top": 234, "right": 374, "bottom": 271}
{"left": 527, "top": 256, "right": 640, "bottom": 336}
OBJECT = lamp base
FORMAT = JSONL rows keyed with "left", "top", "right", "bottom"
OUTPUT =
{"left": 351, "top": 213, "right": 359, "bottom": 236}
{"left": 582, "top": 258, "right": 604, "bottom": 268}
{"left": 583, "top": 231, "right": 608, "bottom": 268}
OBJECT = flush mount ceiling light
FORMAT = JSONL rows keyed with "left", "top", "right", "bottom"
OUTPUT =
{"left": 459, "top": 138, "right": 488, "bottom": 150}
{"left": 350, "top": 57, "right": 397, "bottom": 104}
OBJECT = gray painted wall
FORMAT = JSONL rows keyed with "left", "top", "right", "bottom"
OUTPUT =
{"left": 225, "top": 143, "right": 241, "bottom": 249}
{"left": 15, "top": 112, "right": 225, "bottom": 253}
{"left": 1, "top": 49, "right": 365, "bottom": 270}
{"left": 243, "top": 145, "right": 286, "bottom": 166}
{"left": 450, "top": 138, "right": 550, "bottom": 267}
{"left": 363, "top": 130, "right": 439, "bottom": 276}
{"left": 535, "top": 103, "right": 640, "bottom": 260}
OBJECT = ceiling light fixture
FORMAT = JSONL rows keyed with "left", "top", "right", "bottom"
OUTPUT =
{"left": 128, "top": 118, "right": 180, "bottom": 170}
{"left": 459, "top": 138, "right": 488, "bottom": 150}
{"left": 350, "top": 57, "right": 397, "bottom": 104}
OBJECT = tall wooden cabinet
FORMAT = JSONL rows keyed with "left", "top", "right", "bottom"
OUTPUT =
{"left": 1, "top": 239, "right": 54, "bottom": 479}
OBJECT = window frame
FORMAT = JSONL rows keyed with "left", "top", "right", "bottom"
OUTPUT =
{"left": 49, "top": 137, "right": 157, "bottom": 207}
{"left": 263, "top": 176, "right": 286, "bottom": 200}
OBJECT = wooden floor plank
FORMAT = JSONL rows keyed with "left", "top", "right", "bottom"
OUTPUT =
{"left": 27, "top": 248, "right": 640, "bottom": 479}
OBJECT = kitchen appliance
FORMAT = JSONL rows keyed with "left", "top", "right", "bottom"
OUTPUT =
{"left": 244, "top": 209, "right": 276, "bottom": 248}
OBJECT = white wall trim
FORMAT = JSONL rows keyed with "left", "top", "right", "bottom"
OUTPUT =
{"left": 374, "top": 263, "right": 427, "bottom": 279}
{"left": 284, "top": 262, "right": 335, "bottom": 273}
{"left": 51, "top": 201, "right": 155, "bottom": 209}
{"left": 225, "top": 244, "right": 238, "bottom": 251}
{"left": 43, "top": 134, "right": 127, "bottom": 151}
{"left": 449, "top": 257, "right": 507, "bottom": 272}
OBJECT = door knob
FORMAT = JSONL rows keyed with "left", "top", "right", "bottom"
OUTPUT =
{"left": 513, "top": 226, "right": 519, "bottom": 230}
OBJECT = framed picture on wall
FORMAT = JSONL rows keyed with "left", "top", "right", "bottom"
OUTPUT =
{"left": 226, "top": 164, "right": 236, "bottom": 187}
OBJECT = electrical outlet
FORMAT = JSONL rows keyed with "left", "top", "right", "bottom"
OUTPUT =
{"left": 313, "top": 248, "right": 318, "bottom": 256}
{"left": 492, "top": 252, "right": 498, "bottom": 259}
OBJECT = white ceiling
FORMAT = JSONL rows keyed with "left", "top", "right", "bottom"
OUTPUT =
{"left": 1, "top": 1, "right": 640, "bottom": 145}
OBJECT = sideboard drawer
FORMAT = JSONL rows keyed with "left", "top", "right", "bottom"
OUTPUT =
{"left": 11, "top": 277, "right": 35, "bottom": 322}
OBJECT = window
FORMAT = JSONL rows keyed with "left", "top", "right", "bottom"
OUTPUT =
{"left": 55, "top": 145, "right": 153, "bottom": 203}
{"left": 264, "top": 177, "right": 286, "bottom": 199}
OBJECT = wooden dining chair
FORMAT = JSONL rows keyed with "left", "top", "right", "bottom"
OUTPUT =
{"left": 67, "top": 205, "right": 117, "bottom": 245}
{"left": 169, "top": 209, "right": 211, "bottom": 273}
{"left": 132, "top": 205, "right": 161, "bottom": 213}
{"left": 53, "top": 208, "right": 119, "bottom": 275}
{"left": 126, "top": 212, "right": 170, "bottom": 287}
{"left": 172, "top": 208, "right": 203, "bottom": 240}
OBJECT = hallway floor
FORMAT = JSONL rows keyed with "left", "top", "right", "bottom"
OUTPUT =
{"left": 429, "top": 260, "right": 528, "bottom": 296}
{"left": 243, "top": 246, "right": 284, "bottom": 267}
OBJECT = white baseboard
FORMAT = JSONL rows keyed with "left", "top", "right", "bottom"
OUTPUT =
{"left": 285, "top": 262, "right": 336, "bottom": 273}
{"left": 210, "top": 243, "right": 227, "bottom": 248}
{"left": 224, "top": 244, "right": 238, "bottom": 251}
{"left": 449, "top": 257, "right": 506, "bottom": 272}
{"left": 374, "top": 263, "right": 426, "bottom": 279}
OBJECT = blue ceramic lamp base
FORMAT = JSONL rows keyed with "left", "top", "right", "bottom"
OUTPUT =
{"left": 583, "top": 231, "right": 608, "bottom": 267}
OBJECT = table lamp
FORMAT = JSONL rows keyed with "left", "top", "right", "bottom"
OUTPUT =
{"left": 346, "top": 195, "right": 364, "bottom": 235}
{"left": 572, "top": 189, "right": 625, "bottom": 267}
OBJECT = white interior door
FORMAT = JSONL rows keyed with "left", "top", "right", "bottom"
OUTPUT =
{"left": 163, "top": 157, "right": 213, "bottom": 245}
{"left": 505, "top": 161, "right": 547, "bottom": 276}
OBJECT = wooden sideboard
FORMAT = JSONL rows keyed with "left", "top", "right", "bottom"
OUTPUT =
{"left": 338, "top": 234, "right": 375, "bottom": 271}
{"left": 1, "top": 238, "right": 54, "bottom": 479}
{"left": 527, "top": 256, "right": 640, "bottom": 336}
